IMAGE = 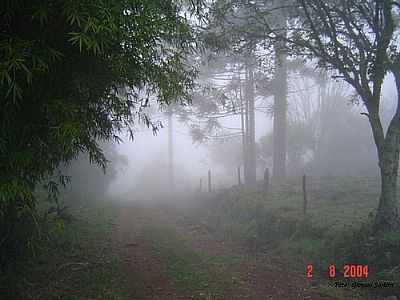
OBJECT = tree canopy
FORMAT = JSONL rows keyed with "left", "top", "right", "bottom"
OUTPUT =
{"left": 264, "top": 0, "right": 400, "bottom": 231}
{"left": 0, "top": 0, "right": 201, "bottom": 263}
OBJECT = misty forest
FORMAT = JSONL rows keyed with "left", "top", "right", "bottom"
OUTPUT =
{"left": 1, "top": 1, "right": 400, "bottom": 299}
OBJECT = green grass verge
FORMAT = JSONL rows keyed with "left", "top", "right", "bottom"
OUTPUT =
{"left": 142, "top": 221, "right": 243, "bottom": 299}
{"left": 198, "top": 177, "right": 400, "bottom": 299}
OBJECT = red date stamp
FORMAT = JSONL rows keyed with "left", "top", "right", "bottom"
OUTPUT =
{"left": 306, "top": 264, "right": 369, "bottom": 278}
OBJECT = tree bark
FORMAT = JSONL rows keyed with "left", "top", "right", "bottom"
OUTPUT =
{"left": 376, "top": 149, "right": 399, "bottom": 231}
{"left": 246, "top": 61, "right": 257, "bottom": 183}
{"left": 374, "top": 66, "right": 400, "bottom": 232}
{"left": 272, "top": 28, "right": 288, "bottom": 182}
{"left": 239, "top": 77, "right": 248, "bottom": 184}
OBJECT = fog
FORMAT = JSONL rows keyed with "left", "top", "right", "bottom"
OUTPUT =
{"left": 108, "top": 122, "right": 208, "bottom": 200}
{"left": 93, "top": 73, "right": 397, "bottom": 204}
{"left": 4, "top": 2, "right": 400, "bottom": 299}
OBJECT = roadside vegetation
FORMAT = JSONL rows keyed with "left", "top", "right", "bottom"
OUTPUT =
{"left": 3, "top": 176, "right": 399, "bottom": 299}
{"left": 189, "top": 177, "right": 400, "bottom": 299}
{"left": 0, "top": 199, "right": 130, "bottom": 300}
{"left": 1, "top": 1, "right": 400, "bottom": 299}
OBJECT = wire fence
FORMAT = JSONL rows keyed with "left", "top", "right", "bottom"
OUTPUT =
{"left": 193, "top": 169, "right": 400, "bottom": 231}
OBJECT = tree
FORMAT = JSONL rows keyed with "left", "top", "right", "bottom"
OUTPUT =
{"left": 167, "top": 106, "right": 175, "bottom": 195}
{"left": 175, "top": 51, "right": 251, "bottom": 178}
{"left": 244, "top": 55, "right": 257, "bottom": 183}
{"left": 202, "top": 0, "right": 275, "bottom": 184}
{"left": 266, "top": 2, "right": 291, "bottom": 182}
{"left": 204, "top": 0, "right": 303, "bottom": 183}
{"left": 0, "top": 0, "right": 200, "bottom": 265}
{"left": 262, "top": 0, "right": 400, "bottom": 232}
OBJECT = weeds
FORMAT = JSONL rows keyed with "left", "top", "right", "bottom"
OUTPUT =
{"left": 199, "top": 177, "right": 400, "bottom": 298}
{"left": 0, "top": 201, "right": 130, "bottom": 300}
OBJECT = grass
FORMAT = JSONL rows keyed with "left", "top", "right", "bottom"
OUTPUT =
{"left": 141, "top": 220, "right": 240, "bottom": 298}
{"left": 3, "top": 201, "right": 131, "bottom": 300}
{"left": 3, "top": 176, "right": 398, "bottom": 299}
{"left": 197, "top": 176, "right": 400, "bottom": 299}
{"left": 144, "top": 222, "right": 210, "bottom": 290}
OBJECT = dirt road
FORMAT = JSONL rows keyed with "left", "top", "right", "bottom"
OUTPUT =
{"left": 112, "top": 201, "right": 337, "bottom": 300}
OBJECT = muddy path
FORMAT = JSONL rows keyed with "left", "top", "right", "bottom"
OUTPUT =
{"left": 112, "top": 201, "right": 337, "bottom": 300}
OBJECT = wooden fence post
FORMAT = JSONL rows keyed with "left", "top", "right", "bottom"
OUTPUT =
{"left": 302, "top": 174, "right": 307, "bottom": 217}
{"left": 208, "top": 169, "right": 212, "bottom": 193}
{"left": 264, "top": 168, "right": 269, "bottom": 192}
{"left": 238, "top": 166, "right": 241, "bottom": 185}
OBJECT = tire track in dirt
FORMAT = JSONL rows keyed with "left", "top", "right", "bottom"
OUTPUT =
{"left": 112, "top": 201, "right": 339, "bottom": 300}
{"left": 112, "top": 203, "right": 189, "bottom": 299}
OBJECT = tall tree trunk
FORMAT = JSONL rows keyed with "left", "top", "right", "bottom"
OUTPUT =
{"left": 168, "top": 110, "right": 174, "bottom": 195}
{"left": 244, "top": 71, "right": 250, "bottom": 183}
{"left": 376, "top": 146, "right": 399, "bottom": 231}
{"left": 374, "top": 67, "right": 400, "bottom": 232}
{"left": 246, "top": 62, "right": 257, "bottom": 183}
{"left": 239, "top": 78, "right": 247, "bottom": 181}
{"left": 272, "top": 26, "right": 288, "bottom": 182}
